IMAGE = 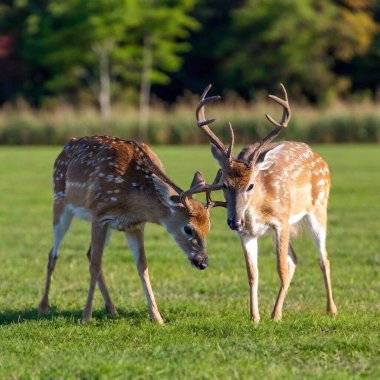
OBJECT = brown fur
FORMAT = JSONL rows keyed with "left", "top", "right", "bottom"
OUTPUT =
{"left": 215, "top": 141, "right": 337, "bottom": 323}
{"left": 39, "top": 136, "right": 211, "bottom": 323}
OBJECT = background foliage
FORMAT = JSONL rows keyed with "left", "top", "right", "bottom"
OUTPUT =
{"left": 1, "top": 0, "right": 380, "bottom": 105}
{"left": 1, "top": 0, "right": 380, "bottom": 144}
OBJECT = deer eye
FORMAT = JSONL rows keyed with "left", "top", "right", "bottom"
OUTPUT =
{"left": 247, "top": 183, "right": 254, "bottom": 192}
{"left": 184, "top": 225, "right": 193, "bottom": 236}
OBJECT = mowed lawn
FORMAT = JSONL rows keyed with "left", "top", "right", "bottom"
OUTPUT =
{"left": 0, "top": 145, "right": 379, "bottom": 379}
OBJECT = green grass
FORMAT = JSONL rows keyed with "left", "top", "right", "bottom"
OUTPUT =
{"left": 0, "top": 144, "right": 379, "bottom": 379}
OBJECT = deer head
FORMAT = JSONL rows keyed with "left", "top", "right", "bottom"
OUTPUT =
{"left": 133, "top": 140, "right": 224, "bottom": 268}
{"left": 196, "top": 84, "right": 291, "bottom": 231}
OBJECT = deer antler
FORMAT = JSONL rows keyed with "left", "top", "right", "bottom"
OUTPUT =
{"left": 247, "top": 83, "right": 291, "bottom": 165}
{"left": 196, "top": 85, "right": 235, "bottom": 166}
{"left": 180, "top": 170, "right": 226, "bottom": 210}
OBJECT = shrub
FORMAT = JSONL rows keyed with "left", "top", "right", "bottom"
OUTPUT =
{"left": 0, "top": 100, "right": 379, "bottom": 145}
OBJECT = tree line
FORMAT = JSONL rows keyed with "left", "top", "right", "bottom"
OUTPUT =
{"left": 1, "top": 0, "right": 379, "bottom": 116}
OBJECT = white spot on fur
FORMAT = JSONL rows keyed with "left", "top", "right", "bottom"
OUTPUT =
{"left": 114, "top": 177, "right": 124, "bottom": 183}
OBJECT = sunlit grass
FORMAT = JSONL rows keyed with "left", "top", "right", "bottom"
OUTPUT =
{"left": 0, "top": 145, "right": 379, "bottom": 379}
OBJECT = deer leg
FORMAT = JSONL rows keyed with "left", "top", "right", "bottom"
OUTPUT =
{"left": 271, "top": 226, "right": 291, "bottom": 321}
{"left": 306, "top": 213, "right": 337, "bottom": 317}
{"left": 86, "top": 233, "right": 117, "bottom": 316}
{"left": 125, "top": 224, "right": 164, "bottom": 324}
{"left": 241, "top": 235, "right": 260, "bottom": 323}
{"left": 39, "top": 205, "right": 73, "bottom": 315}
{"left": 287, "top": 243, "right": 298, "bottom": 290}
{"left": 82, "top": 222, "right": 108, "bottom": 323}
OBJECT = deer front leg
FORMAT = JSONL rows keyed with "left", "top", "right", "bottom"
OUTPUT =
{"left": 125, "top": 225, "right": 164, "bottom": 324}
{"left": 240, "top": 235, "right": 260, "bottom": 323}
{"left": 272, "top": 225, "right": 291, "bottom": 321}
{"left": 86, "top": 245, "right": 116, "bottom": 316}
{"left": 82, "top": 222, "right": 108, "bottom": 323}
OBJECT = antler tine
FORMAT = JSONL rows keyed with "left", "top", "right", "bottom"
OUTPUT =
{"left": 196, "top": 85, "right": 232, "bottom": 159}
{"left": 247, "top": 83, "right": 291, "bottom": 165}
{"left": 205, "top": 169, "right": 227, "bottom": 209}
{"left": 180, "top": 170, "right": 226, "bottom": 209}
{"left": 180, "top": 171, "right": 206, "bottom": 206}
{"left": 226, "top": 122, "right": 235, "bottom": 160}
{"left": 265, "top": 83, "right": 291, "bottom": 128}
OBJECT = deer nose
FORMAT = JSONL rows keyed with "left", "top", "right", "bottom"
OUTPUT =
{"left": 191, "top": 255, "right": 208, "bottom": 270}
{"left": 227, "top": 217, "right": 244, "bottom": 231}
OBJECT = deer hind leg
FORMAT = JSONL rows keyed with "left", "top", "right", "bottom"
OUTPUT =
{"left": 86, "top": 229, "right": 117, "bottom": 316}
{"left": 240, "top": 235, "right": 260, "bottom": 323}
{"left": 82, "top": 222, "right": 108, "bottom": 323}
{"left": 39, "top": 204, "right": 73, "bottom": 315}
{"left": 305, "top": 213, "right": 337, "bottom": 316}
{"left": 272, "top": 226, "right": 292, "bottom": 321}
{"left": 125, "top": 224, "right": 164, "bottom": 324}
{"left": 287, "top": 243, "right": 298, "bottom": 289}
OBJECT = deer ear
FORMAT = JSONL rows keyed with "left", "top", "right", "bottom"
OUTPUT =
{"left": 190, "top": 171, "right": 206, "bottom": 189}
{"left": 151, "top": 175, "right": 182, "bottom": 208}
{"left": 256, "top": 144, "right": 284, "bottom": 171}
{"left": 211, "top": 143, "right": 226, "bottom": 168}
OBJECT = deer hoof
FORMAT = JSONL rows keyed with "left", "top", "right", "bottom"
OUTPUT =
{"left": 105, "top": 303, "right": 117, "bottom": 316}
{"left": 82, "top": 309, "right": 93, "bottom": 324}
{"left": 328, "top": 304, "right": 338, "bottom": 317}
{"left": 38, "top": 300, "right": 50, "bottom": 316}
{"left": 271, "top": 312, "right": 282, "bottom": 322}
{"left": 251, "top": 316, "right": 261, "bottom": 325}
{"left": 150, "top": 313, "right": 164, "bottom": 325}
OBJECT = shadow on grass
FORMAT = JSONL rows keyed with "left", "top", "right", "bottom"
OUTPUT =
{"left": 0, "top": 306, "right": 150, "bottom": 326}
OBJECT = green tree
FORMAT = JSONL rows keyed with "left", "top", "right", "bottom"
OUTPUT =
{"left": 134, "top": 0, "right": 198, "bottom": 138}
{"left": 20, "top": 0, "right": 141, "bottom": 121}
{"left": 213, "top": 0, "right": 378, "bottom": 102}
{"left": 11, "top": 0, "right": 197, "bottom": 128}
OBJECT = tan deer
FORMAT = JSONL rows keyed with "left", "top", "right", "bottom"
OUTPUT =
{"left": 38, "top": 135, "right": 222, "bottom": 323}
{"left": 196, "top": 84, "right": 338, "bottom": 323}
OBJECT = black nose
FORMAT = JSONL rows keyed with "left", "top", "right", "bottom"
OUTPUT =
{"left": 227, "top": 217, "right": 244, "bottom": 231}
{"left": 191, "top": 255, "right": 208, "bottom": 270}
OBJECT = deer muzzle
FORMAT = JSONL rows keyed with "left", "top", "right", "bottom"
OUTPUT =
{"left": 226, "top": 189, "right": 246, "bottom": 231}
{"left": 190, "top": 254, "right": 208, "bottom": 270}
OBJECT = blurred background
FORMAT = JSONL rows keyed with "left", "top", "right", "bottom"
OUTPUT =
{"left": 1, "top": 0, "right": 380, "bottom": 145}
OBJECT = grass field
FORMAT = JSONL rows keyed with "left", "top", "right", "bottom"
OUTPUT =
{"left": 0, "top": 144, "right": 379, "bottom": 379}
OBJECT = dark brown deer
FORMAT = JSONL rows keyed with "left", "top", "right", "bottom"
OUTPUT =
{"left": 196, "top": 84, "right": 337, "bottom": 323}
{"left": 38, "top": 136, "right": 222, "bottom": 323}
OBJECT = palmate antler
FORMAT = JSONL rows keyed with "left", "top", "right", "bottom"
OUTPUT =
{"left": 180, "top": 169, "right": 227, "bottom": 210}
{"left": 247, "top": 83, "right": 291, "bottom": 165}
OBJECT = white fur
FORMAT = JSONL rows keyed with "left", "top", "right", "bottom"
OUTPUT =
{"left": 289, "top": 211, "right": 306, "bottom": 225}
{"left": 242, "top": 235, "right": 258, "bottom": 265}
{"left": 52, "top": 207, "right": 73, "bottom": 257}
{"left": 305, "top": 213, "right": 327, "bottom": 262}
{"left": 125, "top": 231, "right": 141, "bottom": 262}
{"left": 67, "top": 204, "right": 91, "bottom": 221}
